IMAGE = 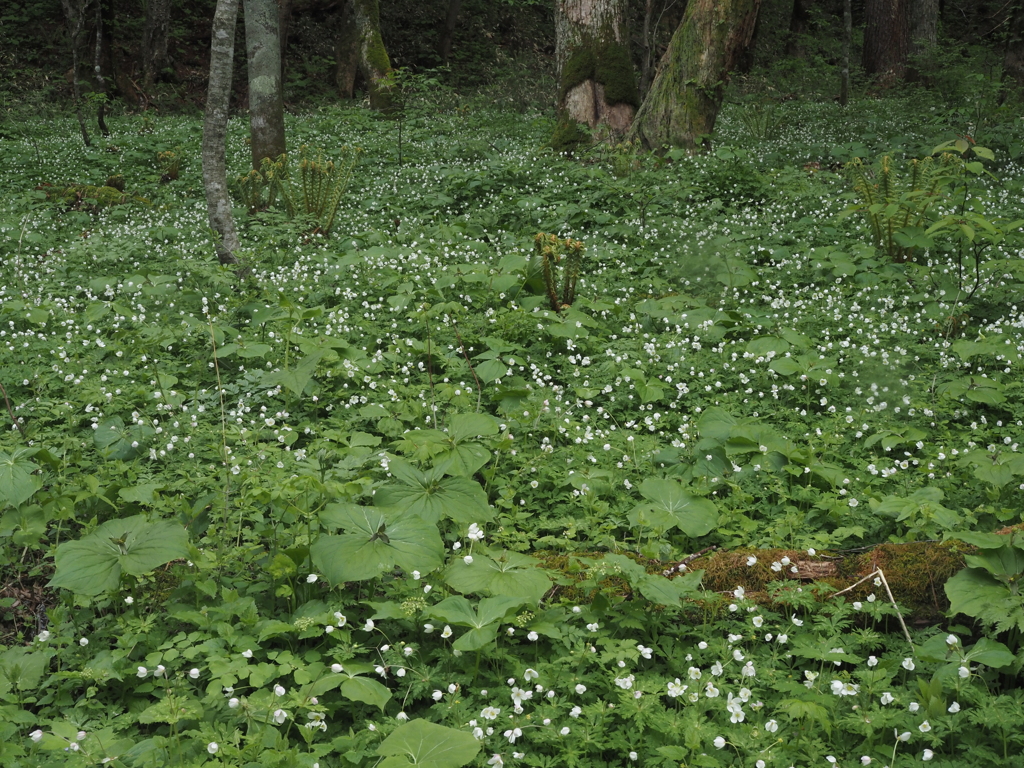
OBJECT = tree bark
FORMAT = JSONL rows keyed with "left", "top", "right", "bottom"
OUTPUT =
{"left": 93, "top": 0, "right": 109, "bottom": 137}
{"left": 909, "top": 0, "right": 938, "bottom": 55}
{"left": 840, "top": 0, "right": 851, "bottom": 105}
{"left": 629, "top": 0, "right": 761, "bottom": 153}
{"left": 553, "top": 0, "right": 638, "bottom": 140}
{"left": 334, "top": 0, "right": 360, "bottom": 98}
{"left": 437, "top": 0, "right": 462, "bottom": 64}
{"left": 1002, "top": 0, "right": 1024, "bottom": 96}
{"left": 352, "top": 0, "right": 393, "bottom": 110}
{"left": 141, "top": 0, "right": 173, "bottom": 90}
{"left": 243, "top": 0, "right": 287, "bottom": 169}
{"left": 203, "top": 0, "right": 241, "bottom": 265}
{"left": 60, "top": 0, "right": 91, "bottom": 147}
{"left": 785, "top": 0, "right": 812, "bottom": 58}
{"left": 863, "top": 0, "right": 910, "bottom": 87}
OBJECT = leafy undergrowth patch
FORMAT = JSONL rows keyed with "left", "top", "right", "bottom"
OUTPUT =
{"left": 2, "top": 94, "right": 1024, "bottom": 766}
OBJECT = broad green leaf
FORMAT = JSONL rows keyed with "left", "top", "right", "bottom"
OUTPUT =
{"left": 138, "top": 698, "right": 203, "bottom": 724}
{"left": 452, "top": 624, "right": 500, "bottom": 652}
{"left": 374, "top": 461, "right": 492, "bottom": 524}
{"left": 93, "top": 416, "right": 155, "bottom": 460}
{"left": 0, "top": 646, "right": 53, "bottom": 692}
{"left": 426, "top": 595, "right": 524, "bottom": 629}
{"left": 446, "top": 413, "right": 498, "bottom": 442}
{"left": 310, "top": 507, "right": 444, "bottom": 584}
{"left": 48, "top": 515, "right": 189, "bottom": 595}
{"left": 474, "top": 358, "right": 506, "bottom": 383}
{"left": 964, "top": 637, "right": 1015, "bottom": 669}
{"left": 769, "top": 357, "right": 804, "bottom": 376}
{"left": 695, "top": 407, "right": 737, "bottom": 442}
{"left": 945, "top": 568, "right": 1014, "bottom": 622}
{"left": 118, "top": 483, "right": 163, "bottom": 505}
{"left": 444, "top": 549, "right": 552, "bottom": 605}
{"left": 434, "top": 443, "right": 491, "bottom": 477}
{"left": 341, "top": 676, "right": 392, "bottom": 710}
{"left": 0, "top": 448, "right": 41, "bottom": 508}
{"left": 264, "top": 352, "right": 324, "bottom": 397}
{"left": 964, "top": 545, "right": 1024, "bottom": 579}
{"left": 636, "top": 478, "right": 718, "bottom": 537}
{"left": 377, "top": 719, "right": 481, "bottom": 768}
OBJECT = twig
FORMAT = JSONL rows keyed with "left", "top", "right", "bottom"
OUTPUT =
{"left": 663, "top": 545, "right": 718, "bottom": 577}
{"left": 206, "top": 318, "right": 234, "bottom": 544}
{"left": 833, "top": 568, "right": 913, "bottom": 645}
{"left": 0, "top": 379, "right": 27, "bottom": 440}
{"left": 450, "top": 316, "right": 483, "bottom": 414}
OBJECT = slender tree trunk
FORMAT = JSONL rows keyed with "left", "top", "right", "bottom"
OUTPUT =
{"left": 203, "top": 0, "right": 241, "bottom": 265}
{"left": 93, "top": 0, "right": 109, "bottom": 137}
{"left": 840, "top": 0, "right": 851, "bottom": 105}
{"left": 785, "top": 0, "right": 812, "bottom": 57}
{"left": 243, "top": 0, "right": 287, "bottom": 168}
{"left": 334, "top": 1, "right": 360, "bottom": 98}
{"left": 141, "top": 0, "right": 173, "bottom": 90}
{"left": 437, "top": 0, "right": 462, "bottom": 64}
{"left": 629, "top": 0, "right": 761, "bottom": 153}
{"left": 553, "top": 0, "right": 638, "bottom": 141}
{"left": 60, "top": 0, "right": 91, "bottom": 146}
{"left": 910, "top": 0, "right": 938, "bottom": 55}
{"left": 863, "top": 0, "right": 910, "bottom": 86}
{"left": 352, "top": 0, "right": 393, "bottom": 110}
{"left": 278, "top": 0, "right": 292, "bottom": 84}
{"left": 1002, "top": 0, "right": 1024, "bottom": 97}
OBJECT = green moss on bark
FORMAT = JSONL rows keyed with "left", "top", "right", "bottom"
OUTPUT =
{"left": 595, "top": 40, "right": 640, "bottom": 107}
{"left": 558, "top": 36, "right": 638, "bottom": 108}
{"left": 548, "top": 112, "right": 589, "bottom": 153}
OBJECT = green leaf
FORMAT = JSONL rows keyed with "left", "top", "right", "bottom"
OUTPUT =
{"left": 376, "top": 719, "right": 481, "bottom": 768}
{"left": 374, "top": 460, "right": 492, "bottom": 524}
{"left": 964, "top": 637, "right": 1015, "bottom": 669}
{"left": 0, "top": 448, "right": 41, "bottom": 508}
{"left": 48, "top": 516, "right": 189, "bottom": 595}
{"left": 264, "top": 352, "right": 324, "bottom": 397}
{"left": 310, "top": 506, "right": 444, "bottom": 584}
{"left": 636, "top": 478, "right": 718, "bottom": 537}
{"left": 444, "top": 549, "right": 552, "bottom": 605}
{"left": 341, "top": 676, "right": 392, "bottom": 710}
{"left": 93, "top": 416, "right": 155, "bottom": 460}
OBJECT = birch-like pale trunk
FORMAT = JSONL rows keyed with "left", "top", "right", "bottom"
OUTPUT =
{"left": 202, "top": 0, "right": 241, "bottom": 264}
{"left": 243, "top": 0, "right": 286, "bottom": 168}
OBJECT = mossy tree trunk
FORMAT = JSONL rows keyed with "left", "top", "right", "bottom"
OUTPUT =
{"left": 202, "top": 0, "right": 241, "bottom": 264}
{"left": 243, "top": 0, "right": 287, "bottom": 168}
{"left": 352, "top": 0, "right": 394, "bottom": 111}
{"left": 629, "top": 0, "right": 761, "bottom": 153}
{"left": 552, "top": 0, "right": 638, "bottom": 145}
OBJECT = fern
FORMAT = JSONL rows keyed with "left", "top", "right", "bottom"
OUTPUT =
{"left": 534, "top": 233, "right": 585, "bottom": 313}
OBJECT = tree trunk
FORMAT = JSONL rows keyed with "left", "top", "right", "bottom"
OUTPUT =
{"left": 553, "top": 0, "right": 638, "bottom": 142}
{"left": 785, "top": 0, "right": 812, "bottom": 58}
{"left": 203, "top": 0, "right": 241, "bottom": 265}
{"left": 141, "top": 0, "right": 173, "bottom": 90}
{"left": 629, "top": 0, "right": 761, "bottom": 153}
{"left": 60, "top": 0, "right": 91, "bottom": 147}
{"left": 840, "top": 0, "right": 851, "bottom": 105}
{"left": 243, "top": 0, "right": 287, "bottom": 169}
{"left": 352, "top": 0, "right": 393, "bottom": 110}
{"left": 334, "top": 0, "right": 360, "bottom": 98}
{"left": 863, "top": 0, "right": 910, "bottom": 87}
{"left": 1002, "top": 0, "right": 1024, "bottom": 97}
{"left": 278, "top": 0, "right": 292, "bottom": 84}
{"left": 437, "top": 0, "right": 462, "bottom": 64}
{"left": 909, "top": 0, "right": 938, "bottom": 55}
{"left": 93, "top": 0, "right": 109, "bottom": 137}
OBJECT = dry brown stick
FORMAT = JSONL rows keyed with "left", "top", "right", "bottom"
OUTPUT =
{"left": 663, "top": 545, "right": 719, "bottom": 577}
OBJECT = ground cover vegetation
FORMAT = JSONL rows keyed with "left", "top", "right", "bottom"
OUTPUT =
{"left": 5, "top": 23, "right": 1024, "bottom": 768}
